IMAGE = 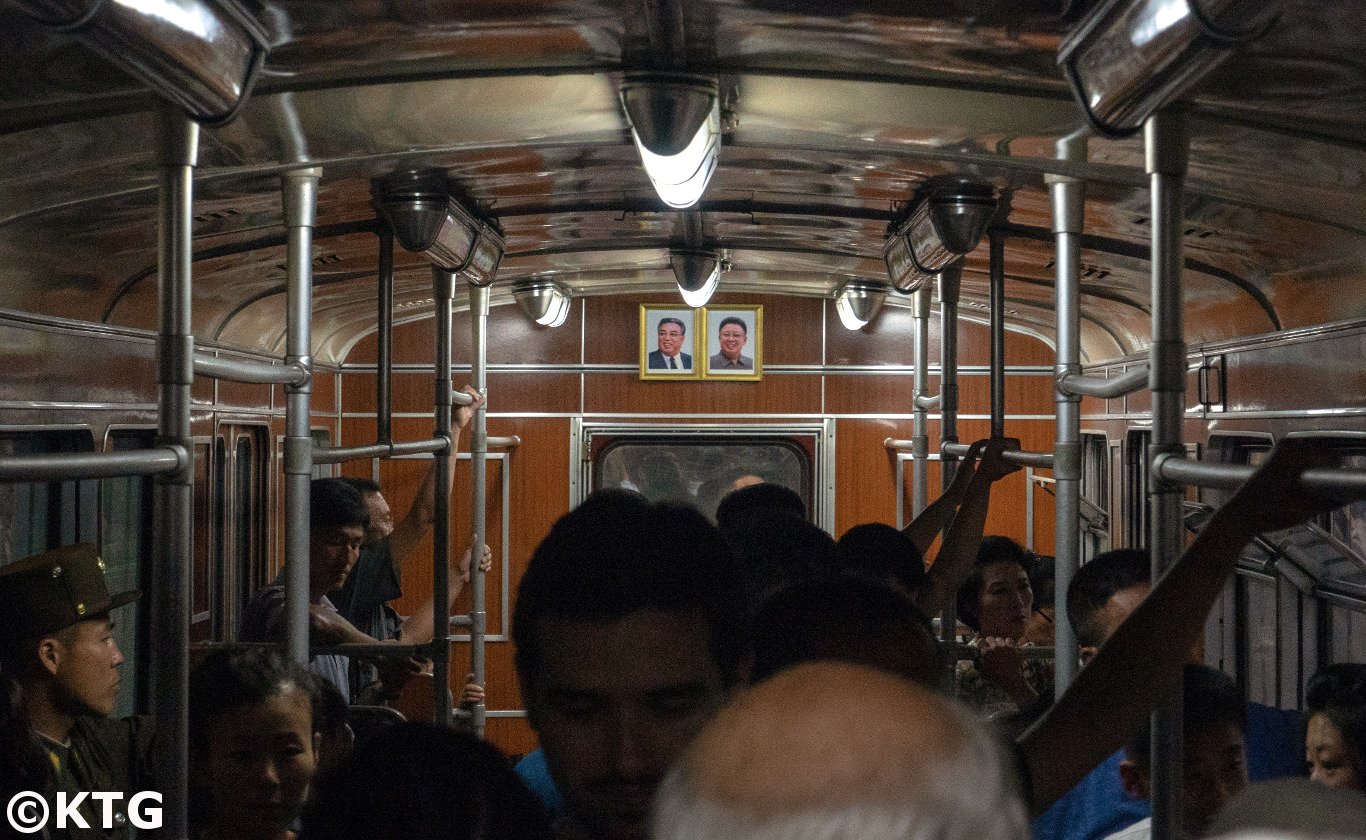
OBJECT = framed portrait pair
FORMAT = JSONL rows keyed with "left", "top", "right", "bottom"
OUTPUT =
{"left": 639, "top": 304, "right": 763, "bottom": 381}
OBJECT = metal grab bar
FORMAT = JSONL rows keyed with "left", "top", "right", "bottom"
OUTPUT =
{"left": 885, "top": 438, "right": 915, "bottom": 451}
{"left": 914, "top": 393, "right": 941, "bottom": 410}
{"left": 942, "top": 441, "right": 972, "bottom": 458}
{"left": 1153, "top": 454, "right": 1366, "bottom": 499}
{"left": 948, "top": 642, "right": 1057, "bottom": 663}
{"left": 0, "top": 446, "right": 186, "bottom": 481}
{"left": 486, "top": 435, "right": 521, "bottom": 448}
{"left": 1003, "top": 450, "right": 1055, "bottom": 469}
{"left": 449, "top": 614, "right": 473, "bottom": 627}
{"left": 452, "top": 390, "right": 475, "bottom": 406}
{"left": 193, "top": 352, "right": 308, "bottom": 386}
{"left": 311, "top": 642, "right": 432, "bottom": 658}
{"left": 314, "top": 436, "right": 451, "bottom": 465}
{"left": 1057, "top": 364, "right": 1148, "bottom": 398}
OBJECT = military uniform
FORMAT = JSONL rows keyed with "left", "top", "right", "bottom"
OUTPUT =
{"left": 0, "top": 545, "right": 153, "bottom": 840}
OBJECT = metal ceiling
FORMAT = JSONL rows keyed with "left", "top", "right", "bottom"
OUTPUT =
{"left": 0, "top": 0, "right": 1362, "bottom": 365}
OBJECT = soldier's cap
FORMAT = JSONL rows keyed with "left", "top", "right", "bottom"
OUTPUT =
{"left": 0, "top": 544, "right": 140, "bottom": 644}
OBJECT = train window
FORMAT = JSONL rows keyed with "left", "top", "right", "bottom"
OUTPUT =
{"left": 102, "top": 430, "right": 154, "bottom": 716}
{"left": 0, "top": 429, "right": 97, "bottom": 564}
{"left": 230, "top": 428, "right": 268, "bottom": 632}
{"left": 1080, "top": 433, "right": 1110, "bottom": 558}
{"left": 1328, "top": 603, "right": 1366, "bottom": 663}
{"left": 191, "top": 440, "right": 214, "bottom": 641}
{"left": 1239, "top": 573, "right": 1280, "bottom": 707}
{"left": 1124, "top": 430, "right": 1150, "bottom": 548}
{"left": 590, "top": 434, "right": 814, "bottom": 524}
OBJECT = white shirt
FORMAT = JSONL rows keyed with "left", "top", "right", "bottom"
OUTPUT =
{"left": 1102, "top": 817, "right": 1152, "bottom": 840}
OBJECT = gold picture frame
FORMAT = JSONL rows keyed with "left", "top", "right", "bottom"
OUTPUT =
{"left": 701, "top": 305, "right": 763, "bottom": 381}
{"left": 640, "top": 304, "right": 702, "bottom": 380}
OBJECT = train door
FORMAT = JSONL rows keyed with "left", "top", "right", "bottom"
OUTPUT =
{"left": 193, "top": 424, "right": 269, "bottom": 642}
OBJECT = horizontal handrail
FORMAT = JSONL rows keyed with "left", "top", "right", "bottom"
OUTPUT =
{"left": 884, "top": 438, "right": 915, "bottom": 451}
{"left": 450, "top": 614, "right": 473, "bottom": 627}
{"left": 915, "top": 393, "right": 942, "bottom": 410}
{"left": 486, "top": 435, "right": 521, "bottom": 448}
{"left": 452, "top": 390, "right": 475, "bottom": 406}
{"left": 942, "top": 442, "right": 972, "bottom": 458}
{"left": 1003, "top": 449, "right": 1055, "bottom": 469}
{"left": 949, "top": 642, "right": 1057, "bottom": 663}
{"left": 311, "top": 642, "right": 431, "bottom": 658}
{"left": 193, "top": 352, "right": 308, "bottom": 386}
{"left": 1153, "top": 454, "right": 1366, "bottom": 500}
{"left": 315, "top": 436, "right": 451, "bottom": 465}
{"left": 0, "top": 446, "right": 185, "bottom": 482}
{"left": 1057, "top": 364, "right": 1148, "bottom": 399}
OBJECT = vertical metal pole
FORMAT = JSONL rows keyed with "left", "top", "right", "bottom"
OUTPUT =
{"left": 937, "top": 264, "right": 961, "bottom": 689}
{"left": 376, "top": 228, "right": 394, "bottom": 448}
{"left": 911, "top": 285, "right": 932, "bottom": 516}
{"left": 989, "top": 232, "right": 1007, "bottom": 439}
{"left": 283, "top": 167, "right": 321, "bottom": 665}
{"left": 1147, "top": 109, "right": 1189, "bottom": 840}
{"left": 150, "top": 109, "right": 196, "bottom": 840}
{"left": 469, "top": 281, "right": 491, "bottom": 737}
{"left": 1050, "top": 131, "right": 1086, "bottom": 693}
{"left": 431, "top": 268, "right": 455, "bottom": 724}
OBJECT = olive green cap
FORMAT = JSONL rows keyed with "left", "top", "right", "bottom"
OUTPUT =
{"left": 0, "top": 544, "right": 140, "bottom": 644}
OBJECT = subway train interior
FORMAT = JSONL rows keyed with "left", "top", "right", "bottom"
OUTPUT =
{"left": 1, "top": 0, "right": 1364, "bottom": 836}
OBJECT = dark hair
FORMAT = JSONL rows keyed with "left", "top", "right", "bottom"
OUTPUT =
{"left": 715, "top": 482, "right": 807, "bottom": 532}
{"left": 189, "top": 647, "right": 318, "bottom": 751}
{"left": 302, "top": 722, "right": 553, "bottom": 840}
{"left": 312, "top": 673, "right": 349, "bottom": 739}
{"left": 512, "top": 490, "right": 743, "bottom": 703}
{"left": 311, "top": 478, "right": 370, "bottom": 534}
{"left": 657, "top": 317, "right": 686, "bottom": 335}
{"left": 1127, "top": 665, "right": 1246, "bottom": 772}
{"left": 955, "top": 536, "right": 1032, "bottom": 632}
{"left": 724, "top": 512, "right": 837, "bottom": 619}
{"left": 339, "top": 476, "right": 382, "bottom": 496}
{"left": 835, "top": 522, "right": 927, "bottom": 596}
{"left": 1066, "top": 548, "right": 1149, "bottom": 647}
{"left": 750, "top": 575, "right": 939, "bottom": 686}
{"left": 0, "top": 672, "right": 52, "bottom": 806}
{"left": 1305, "top": 663, "right": 1366, "bottom": 786}
{"left": 717, "top": 316, "right": 747, "bottom": 335}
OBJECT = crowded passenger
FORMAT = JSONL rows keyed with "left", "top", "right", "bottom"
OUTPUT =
{"left": 0, "top": 543, "right": 156, "bottom": 839}
{"left": 1304, "top": 662, "right": 1366, "bottom": 793}
{"left": 333, "top": 381, "right": 485, "bottom": 698}
{"left": 511, "top": 489, "right": 743, "bottom": 840}
{"left": 1103, "top": 665, "right": 1249, "bottom": 840}
{"left": 954, "top": 536, "right": 1053, "bottom": 717}
{"left": 1206, "top": 777, "right": 1366, "bottom": 838}
{"left": 302, "top": 721, "right": 553, "bottom": 840}
{"left": 189, "top": 647, "right": 320, "bottom": 840}
{"left": 653, "top": 661, "right": 1029, "bottom": 840}
{"left": 1034, "top": 547, "right": 1305, "bottom": 840}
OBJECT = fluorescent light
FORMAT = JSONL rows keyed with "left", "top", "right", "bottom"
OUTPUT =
{"left": 671, "top": 249, "right": 721, "bottom": 308}
{"left": 620, "top": 74, "right": 721, "bottom": 209}
{"left": 884, "top": 183, "right": 995, "bottom": 290}
{"left": 1059, "top": 0, "right": 1281, "bottom": 137}
{"left": 15, "top": 0, "right": 269, "bottom": 124}
{"left": 836, "top": 281, "right": 888, "bottom": 330}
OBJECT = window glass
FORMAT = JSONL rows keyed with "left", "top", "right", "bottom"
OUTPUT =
{"left": 1240, "top": 575, "right": 1279, "bottom": 706}
{"left": 595, "top": 437, "right": 811, "bottom": 523}
{"left": 0, "top": 430, "right": 96, "bottom": 565}
{"left": 1330, "top": 604, "right": 1366, "bottom": 663}
{"left": 103, "top": 430, "right": 153, "bottom": 717}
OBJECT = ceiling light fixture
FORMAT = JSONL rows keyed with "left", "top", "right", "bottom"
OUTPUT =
{"left": 373, "top": 171, "right": 505, "bottom": 286}
{"left": 670, "top": 248, "right": 723, "bottom": 308}
{"left": 513, "top": 280, "right": 572, "bottom": 328}
{"left": 1059, "top": 0, "right": 1281, "bottom": 137}
{"left": 15, "top": 0, "right": 269, "bottom": 124}
{"left": 620, "top": 73, "right": 721, "bottom": 209}
{"left": 883, "top": 183, "right": 996, "bottom": 292}
{"left": 835, "top": 281, "right": 889, "bottom": 331}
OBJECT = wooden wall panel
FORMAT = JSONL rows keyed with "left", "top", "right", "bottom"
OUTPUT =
{"left": 583, "top": 372, "right": 822, "bottom": 414}
{"left": 823, "top": 374, "right": 918, "bottom": 415}
{"left": 833, "top": 418, "right": 914, "bottom": 536}
{"left": 350, "top": 301, "right": 584, "bottom": 366}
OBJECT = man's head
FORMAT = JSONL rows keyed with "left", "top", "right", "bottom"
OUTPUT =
{"left": 716, "top": 316, "right": 747, "bottom": 362}
{"left": 1066, "top": 548, "right": 1153, "bottom": 663}
{"left": 714, "top": 482, "right": 806, "bottom": 533}
{"left": 1120, "top": 665, "right": 1248, "bottom": 838}
{"left": 339, "top": 476, "right": 391, "bottom": 543}
{"left": 310, "top": 479, "right": 369, "bottom": 597}
{"left": 656, "top": 317, "right": 686, "bottom": 358}
{"left": 749, "top": 576, "right": 940, "bottom": 687}
{"left": 0, "top": 544, "right": 137, "bottom": 719}
{"left": 654, "top": 662, "right": 1028, "bottom": 840}
{"left": 511, "top": 489, "right": 742, "bottom": 840}
{"left": 835, "top": 522, "right": 927, "bottom": 598}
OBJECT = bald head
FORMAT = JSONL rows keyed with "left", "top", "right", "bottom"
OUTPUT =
{"left": 654, "top": 662, "right": 1028, "bottom": 840}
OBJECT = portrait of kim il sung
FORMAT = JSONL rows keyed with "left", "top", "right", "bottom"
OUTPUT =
{"left": 703, "top": 305, "right": 762, "bottom": 381}
{"left": 640, "top": 304, "right": 700, "bottom": 380}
